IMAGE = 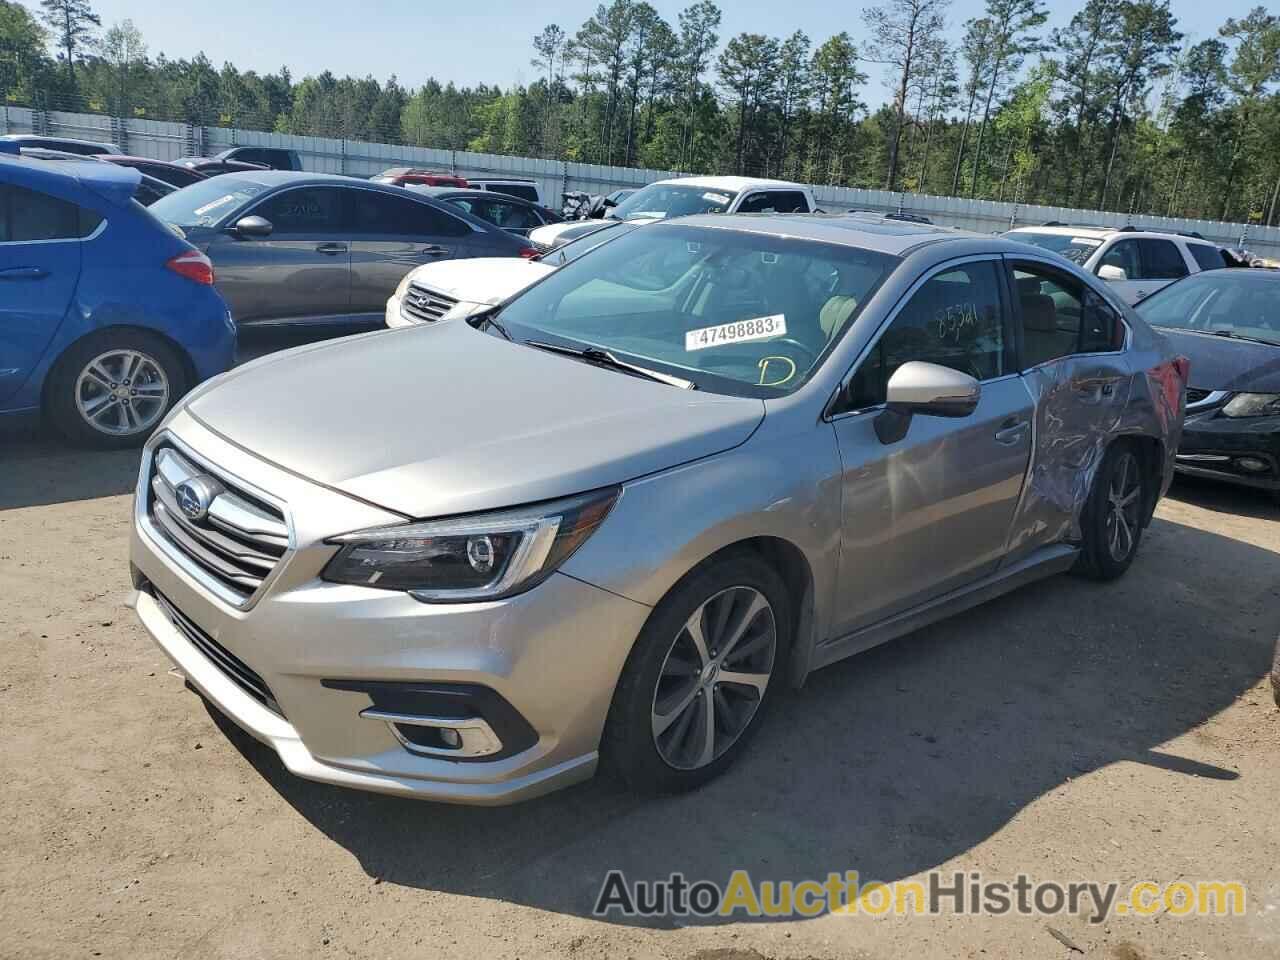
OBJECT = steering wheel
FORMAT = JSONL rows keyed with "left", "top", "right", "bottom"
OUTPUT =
{"left": 768, "top": 337, "right": 821, "bottom": 370}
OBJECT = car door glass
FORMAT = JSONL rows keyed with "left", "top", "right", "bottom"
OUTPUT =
{"left": 1, "top": 185, "right": 99, "bottom": 242}
{"left": 254, "top": 187, "right": 344, "bottom": 234}
{"left": 842, "top": 261, "right": 1007, "bottom": 410}
{"left": 1137, "top": 239, "right": 1188, "bottom": 280}
{"left": 1013, "top": 264, "right": 1120, "bottom": 365}
{"left": 1188, "top": 244, "right": 1226, "bottom": 271}
{"left": 744, "top": 190, "right": 807, "bottom": 213}
{"left": 349, "top": 190, "right": 469, "bottom": 238}
{"left": 492, "top": 202, "right": 541, "bottom": 230}
{"left": 1098, "top": 239, "right": 1140, "bottom": 280}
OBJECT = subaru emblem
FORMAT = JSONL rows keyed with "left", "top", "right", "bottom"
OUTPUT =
{"left": 174, "top": 475, "right": 222, "bottom": 522}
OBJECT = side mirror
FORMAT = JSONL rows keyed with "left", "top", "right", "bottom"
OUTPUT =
{"left": 230, "top": 215, "right": 273, "bottom": 239}
{"left": 601, "top": 196, "right": 618, "bottom": 208}
{"left": 1098, "top": 263, "right": 1127, "bottom": 282}
{"left": 874, "top": 361, "right": 981, "bottom": 445}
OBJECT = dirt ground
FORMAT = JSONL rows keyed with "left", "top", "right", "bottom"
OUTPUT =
{"left": 2, "top": 346, "right": 1278, "bottom": 958}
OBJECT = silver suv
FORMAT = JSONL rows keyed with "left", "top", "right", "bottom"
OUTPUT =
{"left": 1003, "top": 225, "right": 1231, "bottom": 306}
{"left": 129, "top": 216, "right": 1186, "bottom": 804}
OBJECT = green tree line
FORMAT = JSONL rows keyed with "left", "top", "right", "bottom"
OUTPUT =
{"left": 4, "top": 0, "right": 1280, "bottom": 222}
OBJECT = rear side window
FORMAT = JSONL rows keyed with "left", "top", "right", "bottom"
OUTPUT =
{"left": 843, "top": 260, "right": 1007, "bottom": 409}
{"left": 1188, "top": 243, "right": 1227, "bottom": 272}
{"left": 736, "top": 190, "right": 809, "bottom": 213}
{"left": 1137, "top": 238, "right": 1189, "bottom": 280}
{"left": 482, "top": 183, "right": 539, "bottom": 203}
{"left": 348, "top": 190, "right": 470, "bottom": 237}
{"left": 0, "top": 184, "right": 101, "bottom": 242}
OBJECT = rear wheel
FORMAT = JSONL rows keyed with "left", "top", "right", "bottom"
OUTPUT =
{"left": 1074, "top": 442, "right": 1147, "bottom": 580}
{"left": 602, "top": 552, "right": 789, "bottom": 794}
{"left": 46, "top": 330, "right": 188, "bottom": 448}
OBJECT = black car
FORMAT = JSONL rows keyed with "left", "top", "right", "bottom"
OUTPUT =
{"left": 0, "top": 134, "right": 121, "bottom": 156}
{"left": 403, "top": 186, "right": 561, "bottom": 237}
{"left": 101, "top": 155, "right": 208, "bottom": 188}
{"left": 173, "top": 156, "right": 272, "bottom": 177}
{"left": 147, "top": 171, "right": 533, "bottom": 328}
{"left": 1135, "top": 269, "right": 1280, "bottom": 500}
{"left": 210, "top": 146, "right": 303, "bottom": 171}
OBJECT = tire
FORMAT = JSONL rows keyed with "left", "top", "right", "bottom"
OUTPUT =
{"left": 45, "top": 330, "right": 189, "bottom": 449}
{"left": 1074, "top": 441, "right": 1147, "bottom": 581}
{"left": 601, "top": 551, "right": 791, "bottom": 795}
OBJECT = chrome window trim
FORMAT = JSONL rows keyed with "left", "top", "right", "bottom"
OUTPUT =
{"left": 135, "top": 430, "right": 296, "bottom": 612}
{"left": 824, "top": 252, "right": 1011, "bottom": 423}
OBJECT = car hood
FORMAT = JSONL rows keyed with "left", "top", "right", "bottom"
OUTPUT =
{"left": 185, "top": 322, "right": 765, "bottom": 518}
{"left": 1157, "top": 328, "right": 1280, "bottom": 393}
{"left": 407, "top": 258, "right": 554, "bottom": 305}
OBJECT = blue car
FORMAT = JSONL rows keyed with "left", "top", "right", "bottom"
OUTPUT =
{"left": 1, "top": 147, "right": 235, "bottom": 446}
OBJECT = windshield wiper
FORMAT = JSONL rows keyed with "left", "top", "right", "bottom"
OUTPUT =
{"left": 470, "top": 309, "right": 513, "bottom": 342}
{"left": 1211, "top": 329, "right": 1280, "bottom": 347}
{"left": 525, "top": 340, "right": 696, "bottom": 390}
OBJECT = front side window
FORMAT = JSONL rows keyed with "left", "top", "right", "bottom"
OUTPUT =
{"left": 1097, "top": 239, "right": 1141, "bottom": 279}
{"left": 1138, "top": 238, "right": 1189, "bottom": 280}
{"left": 0, "top": 184, "right": 100, "bottom": 242}
{"left": 737, "top": 191, "right": 809, "bottom": 214}
{"left": 842, "top": 260, "right": 1007, "bottom": 410}
{"left": 609, "top": 183, "right": 738, "bottom": 221}
{"left": 495, "top": 224, "right": 895, "bottom": 397}
{"left": 483, "top": 183, "right": 539, "bottom": 203}
{"left": 254, "top": 187, "right": 345, "bottom": 233}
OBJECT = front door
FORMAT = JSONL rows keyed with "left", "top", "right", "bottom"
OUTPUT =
{"left": 828, "top": 257, "right": 1033, "bottom": 637}
{"left": 0, "top": 184, "right": 87, "bottom": 402}
{"left": 207, "top": 185, "right": 351, "bottom": 325}
{"left": 347, "top": 190, "right": 475, "bottom": 321}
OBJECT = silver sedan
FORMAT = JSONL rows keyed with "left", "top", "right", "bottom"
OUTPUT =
{"left": 128, "top": 215, "right": 1187, "bottom": 803}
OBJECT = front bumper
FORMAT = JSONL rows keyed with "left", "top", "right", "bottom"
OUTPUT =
{"left": 1175, "top": 410, "right": 1280, "bottom": 492}
{"left": 129, "top": 413, "right": 652, "bottom": 804}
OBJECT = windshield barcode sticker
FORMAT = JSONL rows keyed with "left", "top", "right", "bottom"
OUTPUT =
{"left": 685, "top": 315, "right": 787, "bottom": 351}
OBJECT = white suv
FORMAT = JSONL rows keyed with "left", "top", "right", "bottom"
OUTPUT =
{"left": 464, "top": 178, "right": 545, "bottom": 207}
{"left": 1004, "top": 225, "right": 1230, "bottom": 305}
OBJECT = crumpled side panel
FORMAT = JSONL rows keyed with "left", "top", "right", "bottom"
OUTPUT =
{"left": 1004, "top": 330, "right": 1185, "bottom": 558}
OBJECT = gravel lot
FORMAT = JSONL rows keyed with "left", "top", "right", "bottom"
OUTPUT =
{"left": 2, "top": 340, "right": 1278, "bottom": 959}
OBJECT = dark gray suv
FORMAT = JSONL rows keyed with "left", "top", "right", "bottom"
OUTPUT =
{"left": 149, "top": 172, "right": 533, "bottom": 328}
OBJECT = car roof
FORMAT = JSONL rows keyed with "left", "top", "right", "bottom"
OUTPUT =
{"left": 0, "top": 152, "right": 140, "bottom": 207}
{"left": 1, "top": 133, "right": 120, "bottom": 151}
{"left": 665, "top": 212, "right": 967, "bottom": 256}
{"left": 1008, "top": 224, "right": 1215, "bottom": 244}
{"left": 649, "top": 175, "right": 810, "bottom": 193}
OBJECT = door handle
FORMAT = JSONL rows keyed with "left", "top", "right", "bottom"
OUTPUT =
{"left": 315, "top": 243, "right": 347, "bottom": 255}
{"left": 994, "top": 418, "right": 1029, "bottom": 445}
{"left": 420, "top": 245, "right": 450, "bottom": 256}
{"left": 0, "top": 267, "right": 50, "bottom": 280}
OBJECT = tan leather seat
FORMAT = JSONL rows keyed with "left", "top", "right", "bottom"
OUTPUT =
{"left": 819, "top": 295, "right": 858, "bottom": 340}
{"left": 1020, "top": 293, "right": 1075, "bottom": 367}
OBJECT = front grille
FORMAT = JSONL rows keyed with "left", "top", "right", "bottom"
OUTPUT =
{"left": 147, "top": 444, "right": 288, "bottom": 605}
{"left": 399, "top": 282, "right": 459, "bottom": 324}
{"left": 153, "top": 589, "right": 283, "bottom": 716}
{"left": 1186, "top": 387, "right": 1211, "bottom": 405}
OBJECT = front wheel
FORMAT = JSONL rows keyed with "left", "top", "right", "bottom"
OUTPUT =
{"left": 602, "top": 552, "right": 790, "bottom": 794}
{"left": 45, "top": 330, "right": 189, "bottom": 448}
{"left": 1074, "top": 442, "right": 1147, "bottom": 580}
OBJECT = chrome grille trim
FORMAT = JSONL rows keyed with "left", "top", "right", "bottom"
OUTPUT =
{"left": 399, "top": 282, "right": 459, "bottom": 324}
{"left": 141, "top": 440, "right": 291, "bottom": 609}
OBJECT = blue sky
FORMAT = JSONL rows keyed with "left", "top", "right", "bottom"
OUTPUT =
{"left": 35, "top": 0, "right": 1262, "bottom": 104}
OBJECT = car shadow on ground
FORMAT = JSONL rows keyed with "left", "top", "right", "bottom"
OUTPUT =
{"left": 205, "top": 512, "right": 1277, "bottom": 928}
{"left": 1167, "top": 473, "right": 1277, "bottom": 521}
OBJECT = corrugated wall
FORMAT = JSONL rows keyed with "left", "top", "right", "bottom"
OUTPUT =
{"left": 5, "top": 105, "right": 1278, "bottom": 257}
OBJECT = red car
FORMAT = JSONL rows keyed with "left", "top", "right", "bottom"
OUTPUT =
{"left": 100, "top": 155, "right": 209, "bottom": 189}
{"left": 371, "top": 167, "right": 469, "bottom": 188}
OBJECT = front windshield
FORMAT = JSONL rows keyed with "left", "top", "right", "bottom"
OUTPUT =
{"left": 496, "top": 223, "right": 896, "bottom": 397}
{"left": 609, "top": 183, "right": 737, "bottom": 221}
{"left": 1004, "top": 231, "right": 1102, "bottom": 267}
{"left": 1136, "top": 273, "right": 1280, "bottom": 345}
{"left": 148, "top": 175, "right": 270, "bottom": 229}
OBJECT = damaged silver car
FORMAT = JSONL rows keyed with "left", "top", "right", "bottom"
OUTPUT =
{"left": 129, "top": 216, "right": 1187, "bottom": 804}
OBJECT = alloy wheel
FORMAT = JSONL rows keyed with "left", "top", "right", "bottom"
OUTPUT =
{"left": 74, "top": 349, "right": 170, "bottom": 437}
{"left": 1104, "top": 451, "right": 1142, "bottom": 563}
{"left": 650, "top": 586, "right": 777, "bottom": 771}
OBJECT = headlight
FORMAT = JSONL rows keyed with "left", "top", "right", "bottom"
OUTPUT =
{"left": 1222, "top": 393, "right": 1280, "bottom": 418}
{"left": 322, "top": 487, "right": 619, "bottom": 602}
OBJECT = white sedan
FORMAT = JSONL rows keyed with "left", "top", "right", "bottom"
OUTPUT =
{"left": 386, "top": 221, "right": 638, "bottom": 329}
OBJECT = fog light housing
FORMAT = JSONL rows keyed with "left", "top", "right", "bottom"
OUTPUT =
{"left": 1236, "top": 457, "right": 1268, "bottom": 473}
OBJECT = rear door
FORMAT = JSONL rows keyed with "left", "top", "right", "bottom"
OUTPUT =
{"left": 206, "top": 185, "right": 351, "bottom": 325}
{"left": 347, "top": 189, "right": 475, "bottom": 321}
{"left": 0, "top": 184, "right": 92, "bottom": 402}
{"left": 1005, "top": 255, "right": 1131, "bottom": 559}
